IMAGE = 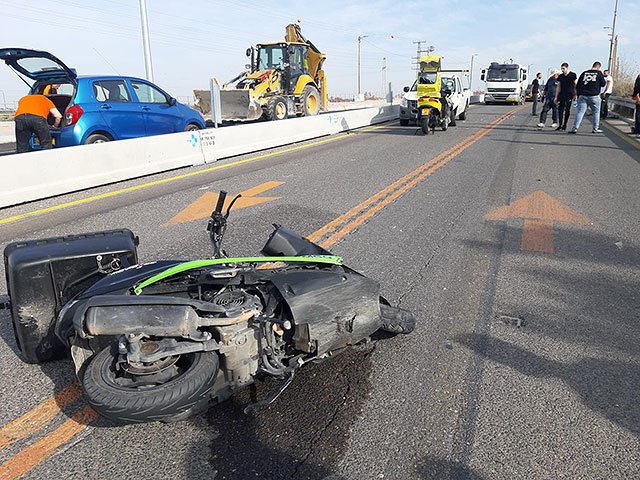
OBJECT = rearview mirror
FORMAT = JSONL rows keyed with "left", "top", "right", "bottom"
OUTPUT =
{"left": 169, "top": 97, "right": 177, "bottom": 106}
{"left": 403, "top": 86, "right": 410, "bottom": 92}
{"left": 246, "top": 47, "right": 252, "bottom": 57}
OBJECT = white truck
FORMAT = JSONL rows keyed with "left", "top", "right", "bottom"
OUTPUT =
{"left": 400, "top": 73, "right": 470, "bottom": 126}
{"left": 481, "top": 62, "right": 528, "bottom": 105}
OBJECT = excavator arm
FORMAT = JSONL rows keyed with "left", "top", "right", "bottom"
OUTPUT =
{"left": 285, "top": 23, "right": 325, "bottom": 80}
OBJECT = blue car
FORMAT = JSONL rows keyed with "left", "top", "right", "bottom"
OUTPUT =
{"left": 1, "top": 48, "right": 205, "bottom": 147}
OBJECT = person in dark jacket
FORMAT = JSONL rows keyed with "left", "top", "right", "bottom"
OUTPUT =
{"left": 632, "top": 73, "right": 640, "bottom": 137}
{"left": 537, "top": 70, "right": 560, "bottom": 129}
{"left": 569, "top": 61, "right": 606, "bottom": 134}
{"left": 554, "top": 62, "right": 577, "bottom": 130}
{"left": 530, "top": 72, "right": 542, "bottom": 116}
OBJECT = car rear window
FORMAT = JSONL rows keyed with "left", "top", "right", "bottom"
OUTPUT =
{"left": 15, "top": 57, "right": 66, "bottom": 76}
{"left": 93, "top": 80, "right": 131, "bottom": 102}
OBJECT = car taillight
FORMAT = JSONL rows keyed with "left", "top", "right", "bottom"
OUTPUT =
{"left": 65, "top": 105, "right": 84, "bottom": 125}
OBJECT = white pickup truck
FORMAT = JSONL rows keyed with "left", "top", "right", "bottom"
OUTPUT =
{"left": 400, "top": 74, "right": 471, "bottom": 126}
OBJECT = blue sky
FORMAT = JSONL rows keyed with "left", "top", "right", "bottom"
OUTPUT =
{"left": 1, "top": 0, "right": 638, "bottom": 106}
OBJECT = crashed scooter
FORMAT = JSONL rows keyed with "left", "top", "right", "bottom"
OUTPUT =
{"left": 4, "top": 191, "right": 415, "bottom": 424}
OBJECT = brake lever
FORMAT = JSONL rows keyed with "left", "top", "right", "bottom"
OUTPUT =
{"left": 224, "top": 194, "right": 242, "bottom": 219}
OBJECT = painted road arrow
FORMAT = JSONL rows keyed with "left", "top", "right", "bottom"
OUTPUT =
{"left": 485, "top": 191, "right": 590, "bottom": 254}
{"left": 168, "top": 181, "right": 284, "bottom": 225}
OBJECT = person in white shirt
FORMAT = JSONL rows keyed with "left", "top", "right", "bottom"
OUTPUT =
{"left": 600, "top": 69, "right": 614, "bottom": 119}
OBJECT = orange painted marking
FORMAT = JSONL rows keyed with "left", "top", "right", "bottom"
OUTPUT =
{"left": 167, "top": 181, "right": 284, "bottom": 225}
{"left": 485, "top": 191, "right": 589, "bottom": 254}
{"left": 0, "top": 383, "right": 83, "bottom": 452}
{"left": 0, "top": 406, "right": 99, "bottom": 480}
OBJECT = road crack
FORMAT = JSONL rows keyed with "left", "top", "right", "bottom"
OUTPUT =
{"left": 398, "top": 208, "right": 467, "bottom": 307}
{"left": 290, "top": 344, "right": 376, "bottom": 480}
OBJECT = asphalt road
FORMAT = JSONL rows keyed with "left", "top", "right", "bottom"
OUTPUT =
{"left": 0, "top": 106, "right": 638, "bottom": 480}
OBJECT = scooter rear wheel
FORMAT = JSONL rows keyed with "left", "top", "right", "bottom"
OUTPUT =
{"left": 83, "top": 346, "right": 219, "bottom": 424}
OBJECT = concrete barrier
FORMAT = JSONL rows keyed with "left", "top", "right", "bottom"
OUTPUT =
{"left": 201, "top": 105, "right": 397, "bottom": 162}
{"left": 1, "top": 104, "right": 398, "bottom": 208}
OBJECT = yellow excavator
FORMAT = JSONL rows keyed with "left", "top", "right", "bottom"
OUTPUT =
{"left": 221, "top": 23, "right": 327, "bottom": 121}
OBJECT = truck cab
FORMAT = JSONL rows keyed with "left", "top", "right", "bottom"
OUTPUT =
{"left": 481, "top": 62, "right": 528, "bottom": 105}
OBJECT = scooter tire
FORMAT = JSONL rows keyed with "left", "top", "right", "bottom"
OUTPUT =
{"left": 420, "top": 119, "right": 430, "bottom": 135}
{"left": 379, "top": 303, "right": 415, "bottom": 334}
{"left": 83, "top": 346, "right": 219, "bottom": 424}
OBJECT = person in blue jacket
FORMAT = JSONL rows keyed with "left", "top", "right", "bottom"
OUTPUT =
{"left": 537, "top": 70, "right": 560, "bottom": 129}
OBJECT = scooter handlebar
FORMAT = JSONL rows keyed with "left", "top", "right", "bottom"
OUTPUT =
{"left": 214, "top": 191, "right": 227, "bottom": 215}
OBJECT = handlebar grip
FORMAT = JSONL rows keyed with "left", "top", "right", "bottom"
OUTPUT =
{"left": 214, "top": 190, "right": 227, "bottom": 214}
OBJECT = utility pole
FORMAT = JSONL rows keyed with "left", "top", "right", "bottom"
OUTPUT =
{"left": 381, "top": 57, "right": 386, "bottom": 98}
{"left": 607, "top": 0, "right": 619, "bottom": 71}
{"left": 357, "top": 35, "right": 369, "bottom": 98}
{"left": 139, "top": 0, "right": 154, "bottom": 82}
{"left": 611, "top": 34, "right": 618, "bottom": 78}
{"left": 470, "top": 54, "right": 478, "bottom": 90}
{"left": 412, "top": 40, "right": 431, "bottom": 70}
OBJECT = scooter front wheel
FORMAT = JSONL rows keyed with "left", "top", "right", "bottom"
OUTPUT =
{"left": 82, "top": 346, "right": 219, "bottom": 424}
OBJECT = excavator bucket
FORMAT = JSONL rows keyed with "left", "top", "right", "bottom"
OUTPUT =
{"left": 220, "top": 90, "right": 262, "bottom": 121}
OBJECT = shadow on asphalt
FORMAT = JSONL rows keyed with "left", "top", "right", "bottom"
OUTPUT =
{"left": 417, "top": 455, "right": 487, "bottom": 479}
{"left": 456, "top": 333, "right": 640, "bottom": 437}
{"left": 460, "top": 225, "right": 640, "bottom": 437}
{"left": 187, "top": 344, "right": 376, "bottom": 480}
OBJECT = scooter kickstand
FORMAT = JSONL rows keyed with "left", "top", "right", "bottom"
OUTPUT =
{"left": 243, "top": 369, "right": 296, "bottom": 414}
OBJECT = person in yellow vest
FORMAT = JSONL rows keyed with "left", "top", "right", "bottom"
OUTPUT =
{"left": 14, "top": 94, "right": 62, "bottom": 153}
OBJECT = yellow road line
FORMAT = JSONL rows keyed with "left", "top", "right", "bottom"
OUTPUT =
{"left": 0, "top": 110, "right": 520, "bottom": 478}
{"left": 0, "top": 125, "right": 386, "bottom": 227}
{"left": 0, "top": 384, "right": 83, "bottom": 452}
{"left": 0, "top": 406, "right": 99, "bottom": 480}
{"left": 310, "top": 108, "right": 521, "bottom": 247}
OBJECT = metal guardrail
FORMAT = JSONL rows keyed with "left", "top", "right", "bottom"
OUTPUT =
{"left": 609, "top": 96, "right": 636, "bottom": 120}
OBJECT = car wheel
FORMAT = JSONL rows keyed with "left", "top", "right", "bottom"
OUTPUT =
{"left": 83, "top": 346, "right": 219, "bottom": 424}
{"left": 400, "top": 119, "right": 409, "bottom": 126}
{"left": 300, "top": 85, "right": 321, "bottom": 116}
{"left": 450, "top": 109, "right": 457, "bottom": 127}
{"left": 185, "top": 123, "right": 200, "bottom": 132}
{"left": 458, "top": 104, "right": 467, "bottom": 120}
{"left": 85, "top": 134, "right": 111, "bottom": 145}
{"left": 265, "top": 96, "right": 288, "bottom": 121}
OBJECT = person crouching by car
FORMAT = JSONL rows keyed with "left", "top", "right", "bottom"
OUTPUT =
{"left": 14, "top": 94, "right": 62, "bottom": 153}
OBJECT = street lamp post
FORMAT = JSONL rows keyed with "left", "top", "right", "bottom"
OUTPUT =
{"left": 138, "top": 0, "right": 154, "bottom": 82}
{"left": 470, "top": 53, "right": 478, "bottom": 90}
{"left": 607, "top": 0, "right": 619, "bottom": 71}
{"left": 357, "top": 35, "right": 369, "bottom": 99}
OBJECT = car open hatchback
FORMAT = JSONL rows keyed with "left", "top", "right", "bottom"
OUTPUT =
{"left": 1, "top": 48, "right": 205, "bottom": 148}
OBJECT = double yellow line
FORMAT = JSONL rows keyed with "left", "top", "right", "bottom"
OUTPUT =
{"left": 0, "top": 107, "right": 523, "bottom": 479}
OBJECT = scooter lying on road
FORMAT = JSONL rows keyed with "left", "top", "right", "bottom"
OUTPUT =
{"left": 4, "top": 191, "right": 415, "bottom": 424}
